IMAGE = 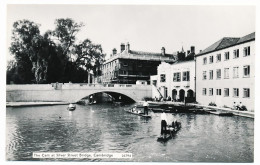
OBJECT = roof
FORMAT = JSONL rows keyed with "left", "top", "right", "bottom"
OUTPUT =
{"left": 197, "top": 32, "right": 255, "bottom": 56}
{"left": 129, "top": 50, "right": 173, "bottom": 57}
{"left": 103, "top": 49, "right": 177, "bottom": 64}
{"left": 173, "top": 52, "right": 195, "bottom": 64}
{"left": 237, "top": 32, "right": 255, "bottom": 44}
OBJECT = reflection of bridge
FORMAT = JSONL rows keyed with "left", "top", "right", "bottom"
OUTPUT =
{"left": 6, "top": 83, "right": 152, "bottom": 103}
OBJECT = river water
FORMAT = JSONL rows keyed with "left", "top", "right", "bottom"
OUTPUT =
{"left": 6, "top": 103, "right": 254, "bottom": 162}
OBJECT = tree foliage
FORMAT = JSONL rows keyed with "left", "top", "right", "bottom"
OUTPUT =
{"left": 8, "top": 18, "right": 104, "bottom": 84}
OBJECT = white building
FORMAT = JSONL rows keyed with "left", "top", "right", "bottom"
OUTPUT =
{"left": 151, "top": 47, "right": 196, "bottom": 102}
{"left": 195, "top": 32, "right": 255, "bottom": 111}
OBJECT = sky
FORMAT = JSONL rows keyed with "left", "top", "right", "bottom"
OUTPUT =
{"left": 6, "top": 5, "right": 255, "bottom": 60}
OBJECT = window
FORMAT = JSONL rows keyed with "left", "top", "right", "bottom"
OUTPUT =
{"left": 243, "top": 88, "right": 250, "bottom": 98}
{"left": 138, "top": 63, "right": 142, "bottom": 67}
{"left": 122, "top": 70, "right": 127, "bottom": 75}
{"left": 233, "top": 49, "right": 239, "bottom": 58}
{"left": 182, "top": 71, "right": 190, "bottom": 81}
{"left": 173, "top": 72, "right": 181, "bottom": 82}
{"left": 152, "top": 80, "right": 157, "bottom": 86}
{"left": 233, "top": 67, "right": 239, "bottom": 78}
{"left": 123, "top": 62, "right": 128, "bottom": 66}
{"left": 224, "top": 52, "right": 230, "bottom": 60}
{"left": 203, "top": 57, "right": 207, "bottom": 65}
{"left": 209, "top": 88, "right": 213, "bottom": 96}
{"left": 224, "top": 88, "right": 229, "bottom": 97}
{"left": 243, "top": 65, "right": 250, "bottom": 77}
{"left": 216, "top": 89, "right": 222, "bottom": 95}
{"left": 160, "top": 74, "right": 166, "bottom": 82}
{"left": 233, "top": 88, "right": 239, "bottom": 97}
{"left": 209, "top": 70, "right": 213, "bottom": 80}
{"left": 216, "top": 54, "right": 221, "bottom": 62}
{"left": 224, "top": 68, "right": 229, "bottom": 79}
{"left": 216, "top": 69, "right": 221, "bottom": 79}
{"left": 243, "top": 46, "right": 250, "bottom": 56}
{"left": 203, "top": 71, "right": 207, "bottom": 80}
{"left": 209, "top": 56, "right": 214, "bottom": 63}
{"left": 202, "top": 88, "right": 207, "bottom": 95}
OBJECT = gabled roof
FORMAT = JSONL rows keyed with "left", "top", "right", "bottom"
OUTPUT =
{"left": 197, "top": 32, "right": 255, "bottom": 56}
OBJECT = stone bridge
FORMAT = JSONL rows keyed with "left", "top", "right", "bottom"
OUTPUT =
{"left": 6, "top": 83, "right": 152, "bottom": 103}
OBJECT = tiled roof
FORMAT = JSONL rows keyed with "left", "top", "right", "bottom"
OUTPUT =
{"left": 237, "top": 32, "right": 255, "bottom": 44}
{"left": 197, "top": 32, "right": 255, "bottom": 56}
{"left": 215, "top": 37, "right": 240, "bottom": 50}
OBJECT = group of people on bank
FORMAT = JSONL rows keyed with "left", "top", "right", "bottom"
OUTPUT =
{"left": 233, "top": 102, "right": 247, "bottom": 111}
{"left": 154, "top": 96, "right": 173, "bottom": 102}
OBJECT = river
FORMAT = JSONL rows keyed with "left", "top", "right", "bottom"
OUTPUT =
{"left": 6, "top": 103, "right": 254, "bottom": 162}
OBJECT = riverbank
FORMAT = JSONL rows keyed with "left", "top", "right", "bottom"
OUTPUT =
{"left": 6, "top": 101, "right": 254, "bottom": 119}
{"left": 148, "top": 101, "right": 254, "bottom": 119}
{"left": 6, "top": 102, "right": 69, "bottom": 107}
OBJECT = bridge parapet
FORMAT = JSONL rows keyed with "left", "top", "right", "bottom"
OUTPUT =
{"left": 7, "top": 83, "right": 146, "bottom": 90}
{"left": 6, "top": 84, "right": 152, "bottom": 103}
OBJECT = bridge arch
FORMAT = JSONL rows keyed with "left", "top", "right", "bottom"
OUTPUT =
{"left": 77, "top": 91, "right": 136, "bottom": 103}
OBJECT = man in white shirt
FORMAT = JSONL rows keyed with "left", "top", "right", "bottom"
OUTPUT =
{"left": 161, "top": 110, "right": 168, "bottom": 136}
{"left": 143, "top": 100, "right": 149, "bottom": 115}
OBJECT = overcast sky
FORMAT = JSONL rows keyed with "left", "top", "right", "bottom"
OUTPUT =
{"left": 7, "top": 5, "right": 255, "bottom": 59}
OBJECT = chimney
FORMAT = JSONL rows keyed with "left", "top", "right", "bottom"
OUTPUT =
{"left": 120, "top": 43, "right": 125, "bottom": 52}
{"left": 187, "top": 50, "right": 191, "bottom": 55}
{"left": 112, "top": 48, "right": 117, "bottom": 55}
{"left": 125, "top": 42, "right": 130, "bottom": 52}
{"left": 191, "top": 46, "right": 195, "bottom": 53}
{"left": 177, "top": 51, "right": 185, "bottom": 61}
{"left": 200, "top": 50, "right": 202, "bottom": 53}
{"left": 161, "top": 47, "right": 165, "bottom": 56}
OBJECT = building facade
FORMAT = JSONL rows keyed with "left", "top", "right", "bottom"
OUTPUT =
{"left": 196, "top": 32, "right": 255, "bottom": 111}
{"left": 152, "top": 47, "right": 196, "bottom": 102}
{"left": 99, "top": 43, "right": 176, "bottom": 84}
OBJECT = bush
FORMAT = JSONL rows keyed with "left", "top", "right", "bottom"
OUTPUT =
{"left": 208, "top": 102, "right": 217, "bottom": 106}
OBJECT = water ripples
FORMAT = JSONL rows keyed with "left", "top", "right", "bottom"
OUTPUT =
{"left": 6, "top": 104, "right": 254, "bottom": 162}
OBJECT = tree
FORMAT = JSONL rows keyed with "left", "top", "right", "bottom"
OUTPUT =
{"left": 51, "top": 18, "right": 85, "bottom": 80}
{"left": 9, "top": 20, "right": 40, "bottom": 83}
{"left": 52, "top": 18, "right": 84, "bottom": 58}
{"left": 74, "top": 39, "right": 105, "bottom": 83}
{"left": 8, "top": 18, "right": 105, "bottom": 84}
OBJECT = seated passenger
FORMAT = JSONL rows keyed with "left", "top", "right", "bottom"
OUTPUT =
{"left": 172, "top": 121, "right": 175, "bottom": 128}
{"left": 232, "top": 102, "right": 237, "bottom": 110}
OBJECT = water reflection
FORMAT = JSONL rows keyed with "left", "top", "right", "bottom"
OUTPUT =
{"left": 6, "top": 104, "right": 254, "bottom": 162}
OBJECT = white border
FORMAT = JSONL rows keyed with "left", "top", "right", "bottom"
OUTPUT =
{"left": 1, "top": 1, "right": 259, "bottom": 165}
